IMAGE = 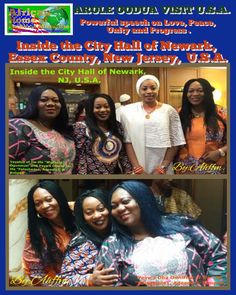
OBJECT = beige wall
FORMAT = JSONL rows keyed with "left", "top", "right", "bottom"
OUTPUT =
{"left": 167, "top": 179, "right": 227, "bottom": 238}
{"left": 7, "top": 65, "right": 228, "bottom": 108}
{"left": 163, "top": 66, "right": 227, "bottom": 108}
{"left": 199, "top": 67, "right": 227, "bottom": 107}
{"left": 193, "top": 179, "right": 226, "bottom": 237}
{"left": 9, "top": 179, "right": 38, "bottom": 278}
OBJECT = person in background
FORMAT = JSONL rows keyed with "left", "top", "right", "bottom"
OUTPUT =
{"left": 97, "top": 181, "right": 227, "bottom": 287}
{"left": 60, "top": 188, "right": 118, "bottom": 286}
{"left": 115, "top": 94, "right": 131, "bottom": 122}
{"left": 115, "top": 102, "right": 121, "bottom": 119}
{"left": 22, "top": 181, "right": 76, "bottom": 286}
{"left": 73, "top": 93, "right": 132, "bottom": 174}
{"left": 75, "top": 99, "right": 87, "bottom": 122}
{"left": 150, "top": 179, "right": 201, "bottom": 219}
{"left": 8, "top": 95, "right": 18, "bottom": 118}
{"left": 9, "top": 85, "right": 75, "bottom": 174}
{"left": 175, "top": 78, "right": 227, "bottom": 174}
{"left": 120, "top": 75, "right": 185, "bottom": 174}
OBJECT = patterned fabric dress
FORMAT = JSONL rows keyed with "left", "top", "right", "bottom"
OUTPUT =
{"left": 154, "top": 187, "right": 202, "bottom": 220}
{"left": 9, "top": 118, "right": 75, "bottom": 174}
{"left": 73, "top": 121, "right": 132, "bottom": 174}
{"left": 174, "top": 107, "right": 227, "bottom": 174}
{"left": 96, "top": 223, "right": 227, "bottom": 287}
{"left": 60, "top": 233, "right": 99, "bottom": 286}
{"left": 22, "top": 227, "right": 72, "bottom": 287}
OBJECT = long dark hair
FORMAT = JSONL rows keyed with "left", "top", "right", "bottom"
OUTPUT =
{"left": 75, "top": 99, "right": 87, "bottom": 122}
{"left": 27, "top": 181, "right": 76, "bottom": 266}
{"left": 17, "top": 85, "right": 73, "bottom": 138}
{"left": 74, "top": 188, "right": 111, "bottom": 247}
{"left": 179, "top": 78, "right": 226, "bottom": 137}
{"left": 85, "top": 93, "right": 121, "bottom": 143}
{"left": 109, "top": 181, "right": 196, "bottom": 249}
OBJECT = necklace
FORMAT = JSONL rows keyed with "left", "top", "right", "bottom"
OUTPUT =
{"left": 143, "top": 103, "right": 158, "bottom": 119}
{"left": 192, "top": 111, "right": 205, "bottom": 118}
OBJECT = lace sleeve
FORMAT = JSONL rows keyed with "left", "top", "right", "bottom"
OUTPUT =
{"left": 168, "top": 106, "right": 186, "bottom": 146}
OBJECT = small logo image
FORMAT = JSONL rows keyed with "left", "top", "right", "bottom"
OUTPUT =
{"left": 5, "top": 3, "right": 73, "bottom": 35}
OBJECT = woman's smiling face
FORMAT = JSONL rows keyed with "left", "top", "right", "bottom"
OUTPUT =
{"left": 82, "top": 196, "right": 109, "bottom": 235}
{"left": 93, "top": 97, "right": 111, "bottom": 122}
{"left": 33, "top": 187, "right": 60, "bottom": 222}
{"left": 187, "top": 81, "right": 205, "bottom": 106}
{"left": 111, "top": 188, "right": 142, "bottom": 229}
{"left": 139, "top": 80, "right": 159, "bottom": 104}
{"left": 37, "top": 89, "right": 61, "bottom": 120}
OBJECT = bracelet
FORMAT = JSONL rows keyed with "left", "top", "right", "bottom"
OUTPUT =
{"left": 155, "top": 165, "right": 167, "bottom": 174}
{"left": 133, "top": 166, "right": 144, "bottom": 174}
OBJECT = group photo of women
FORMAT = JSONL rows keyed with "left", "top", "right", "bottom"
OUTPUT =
{"left": 9, "top": 179, "right": 227, "bottom": 288}
{"left": 7, "top": 65, "right": 229, "bottom": 289}
{"left": 8, "top": 66, "right": 227, "bottom": 175}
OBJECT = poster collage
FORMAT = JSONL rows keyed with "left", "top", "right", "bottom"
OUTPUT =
{"left": 4, "top": 0, "right": 232, "bottom": 291}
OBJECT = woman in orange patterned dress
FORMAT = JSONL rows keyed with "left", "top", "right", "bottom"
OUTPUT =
{"left": 174, "top": 78, "right": 227, "bottom": 174}
{"left": 22, "top": 181, "right": 76, "bottom": 286}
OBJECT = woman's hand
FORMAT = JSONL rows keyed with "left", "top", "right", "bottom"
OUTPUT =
{"left": 152, "top": 161, "right": 170, "bottom": 174}
{"left": 152, "top": 167, "right": 166, "bottom": 175}
{"left": 89, "top": 263, "right": 119, "bottom": 286}
{"left": 201, "top": 150, "right": 221, "bottom": 163}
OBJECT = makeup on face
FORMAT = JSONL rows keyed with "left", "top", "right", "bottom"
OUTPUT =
{"left": 37, "top": 89, "right": 61, "bottom": 120}
{"left": 139, "top": 80, "right": 159, "bottom": 105}
{"left": 33, "top": 187, "right": 61, "bottom": 222}
{"left": 187, "top": 81, "right": 205, "bottom": 106}
{"left": 83, "top": 196, "right": 109, "bottom": 235}
{"left": 111, "top": 188, "right": 142, "bottom": 228}
{"left": 93, "top": 97, "right": 111, "bottom": 122}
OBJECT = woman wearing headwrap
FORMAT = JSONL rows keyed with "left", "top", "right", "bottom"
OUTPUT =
{"left": 120, "top": 75, "right": 185, "bottom": 174}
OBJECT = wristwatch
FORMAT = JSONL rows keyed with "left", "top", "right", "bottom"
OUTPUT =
{"left": 218, "top": 148, "right": 226, "bottom": 157}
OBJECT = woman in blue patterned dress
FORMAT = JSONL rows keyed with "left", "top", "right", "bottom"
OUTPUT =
{"left": 96, "top": 181, "right": 227, "bottom": 287}
{"left": 60, "top": 188, "right": 118, "bottom": 286}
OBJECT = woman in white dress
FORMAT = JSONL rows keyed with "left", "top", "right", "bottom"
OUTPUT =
{"left": 120, "top": 74, "right": 185, "bottom": 174}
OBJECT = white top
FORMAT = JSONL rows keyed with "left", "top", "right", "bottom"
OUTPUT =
{"left": 120, "top": 102, "right": 185, "bottom": 173}
{"left": 130, "top": 234, "right": 190, "bottom": 287}
{"left": 115, "top": 105, "right": 124, "bottom": 122}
